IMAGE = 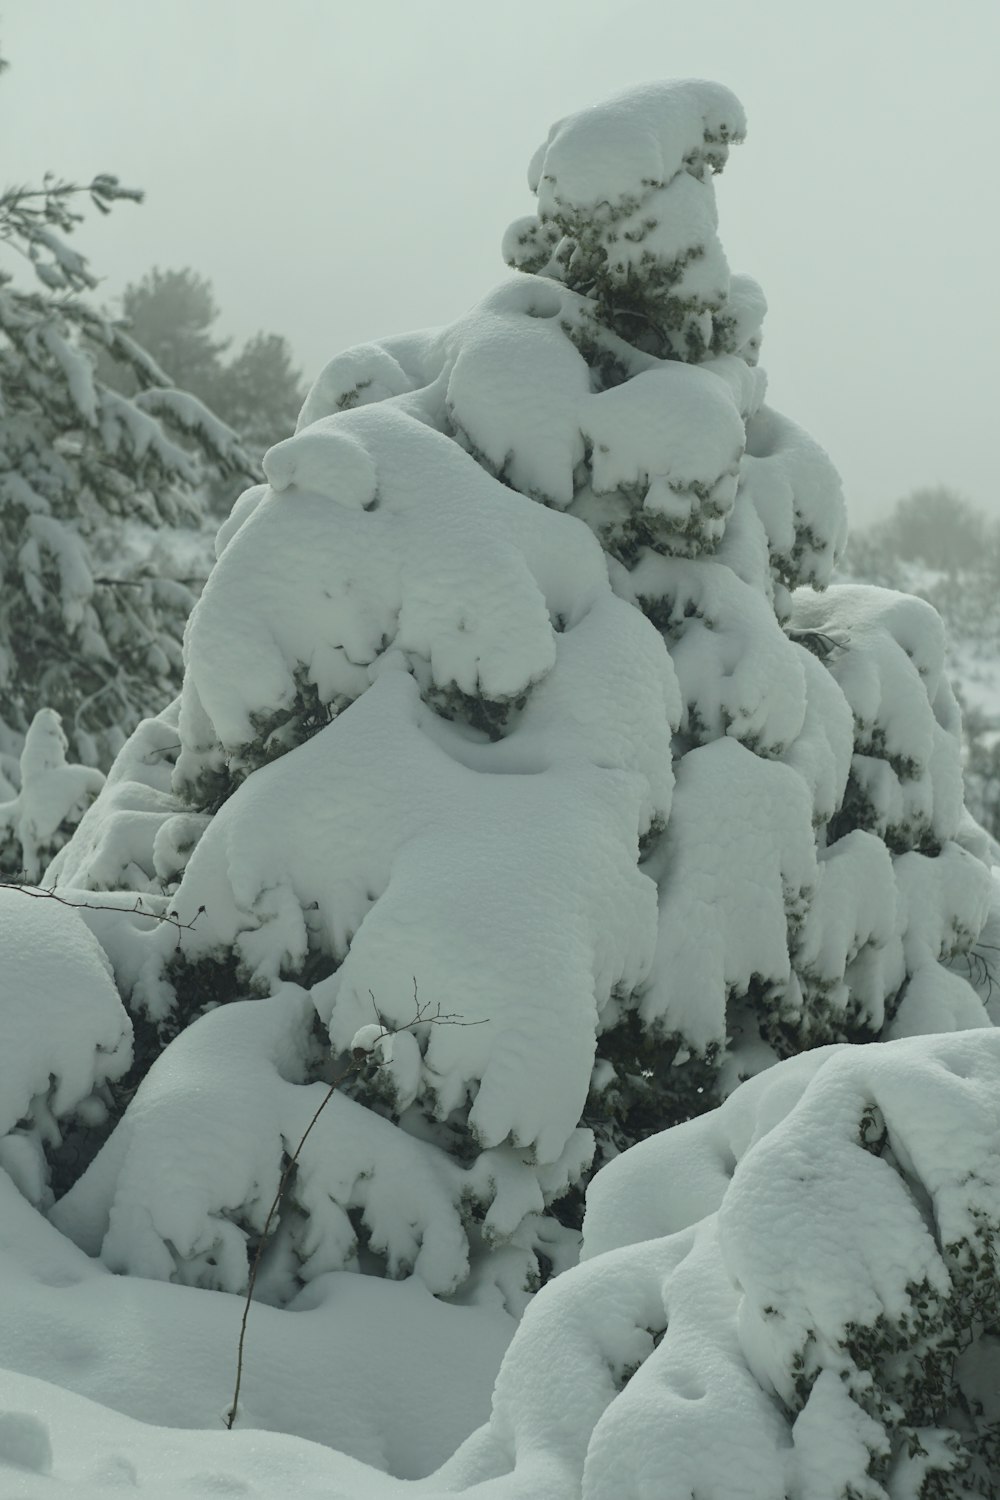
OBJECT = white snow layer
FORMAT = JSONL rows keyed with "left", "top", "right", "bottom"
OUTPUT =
{"left": 8, "top": 73, "right": 996, "bottom": 1500}
{"left": 0, "top": 709, "right": 104, "bottom": 881}
{"left": 54, "top": 663, "right": 664, "bottom": 1293}
{"left": 0, "top": 887, "right": 130, "bottom": 1207}
{"left": 41, "top": 69, "right": 991, "bottom": 1312}
{"left": 526, "top": 80, "right": 746, "bottom": 213}
{"left": 3, "top": 1031, "right": 999, "bottom": 1497}
{"left": 469, "top": 1030, "right": 1000, "bottom": 1500}
{"left": 0, "top": 1168, "right": 512, "bottom": 1489}
{"left": 506, "top": 80, "right": 746, "bottom": 362}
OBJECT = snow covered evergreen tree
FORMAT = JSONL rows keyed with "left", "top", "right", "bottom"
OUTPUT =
{"left": 108, "top": 267, "right": 230, "bottom": 402}
{"left": 26, "top": 78, "right": 999, "bottom": 1494}
{"left": 0, "top": 162, "right": 252, "bottom": 796}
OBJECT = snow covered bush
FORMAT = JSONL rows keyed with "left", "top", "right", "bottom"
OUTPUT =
{"left": 44, "top": 73, "right": 995, "bottom": 1350}
{"left": 0, "top": 709, "right": 104, "bottom": 881}
{"left": 0, "top": 162, "right": 251, "bottom": 790}
{"left": 429, "top": 1028, "right": 1000, "bottom": 1499}
{"left": 0, "top": 884, "right": 131, "bottom": 1211}
{"left": 8, "top": 1026, "right": 998, "bottom": 1498}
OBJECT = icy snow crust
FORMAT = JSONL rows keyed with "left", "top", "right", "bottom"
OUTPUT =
{"left": 5, "top": 76, "right": 996, "bottom": 1498}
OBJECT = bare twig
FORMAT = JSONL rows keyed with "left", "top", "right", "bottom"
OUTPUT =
{"left": 225, "top": 980, "right": 487, "bottom": 1429}
{"left": 0, "top": 879, "right": 203, "bottom": 932}
{"left": 225, "top": 1069, "right": 347, "bottom": 1430}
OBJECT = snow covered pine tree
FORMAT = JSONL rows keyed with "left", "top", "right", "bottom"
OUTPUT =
{"left": 22, "top": 80, "right": 1000, "bottom": 1495}
{"left": 0, "top": 164, "right": 251, "bottom": 796}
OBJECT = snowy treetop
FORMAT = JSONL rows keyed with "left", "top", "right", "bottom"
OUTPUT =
{"left": 526, "top": 79, "right": 746, "bottom": 209}
{"left": 506, "top": 79, "right": 748, "bottom": 366}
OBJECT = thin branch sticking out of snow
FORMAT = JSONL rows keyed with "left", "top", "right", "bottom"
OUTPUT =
{"left": 225, "top": 979, "right": 488, "bottom": 1431}
{"left": 0, "top": 879, "right": 205, "bottom": 933}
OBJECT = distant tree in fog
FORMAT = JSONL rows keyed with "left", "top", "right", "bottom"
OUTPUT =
{"left": 848, "top": 484, "right": 997, "bottom": 577}
{"left": 100, "top": 268, "right": 306, "bottom": 512}
{"left": 0, "top": 89, "right": 250, "bottom": 833}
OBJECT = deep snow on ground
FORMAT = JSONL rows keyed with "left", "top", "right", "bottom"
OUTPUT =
{"left": 2, "top": 993, "right": 1000, "bottom": 1498}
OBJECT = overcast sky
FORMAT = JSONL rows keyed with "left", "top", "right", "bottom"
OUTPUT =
{"left": 4, "top": 0, "right": 998, "bottom": 525}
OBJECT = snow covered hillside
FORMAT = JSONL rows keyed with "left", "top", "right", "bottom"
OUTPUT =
{"left": 1, "top": 79, "right": 998, "bottom": 1499}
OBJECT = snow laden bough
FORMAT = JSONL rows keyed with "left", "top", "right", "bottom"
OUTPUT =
{"left": 0, "top": 888, "right": 130, "bottom": 1209}
{"left": 429, "top": 1030, "right": 1000, "bottom": 1500}
{"left": 0, "top": 219, "right": 251, "bottom": 781}
{"left": 3, "top": 1030, "right": 998, "bottom": 1498}
{"left": 0, "top": 709, "right": 104, "bottom": 882}
{"left": 42, "top": 74, "right": 993, "bottom": 1338}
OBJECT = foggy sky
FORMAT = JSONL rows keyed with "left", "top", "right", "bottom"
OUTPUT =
{"left": 4, "top": 0, "right": 998, "bottom": 525}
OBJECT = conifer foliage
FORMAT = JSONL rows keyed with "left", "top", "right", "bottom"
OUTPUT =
{"left": 98, "top": 266, "right": 306, "bottom": 515}
{"left": 0, "top": 150, "right": 252, "bottom": 787}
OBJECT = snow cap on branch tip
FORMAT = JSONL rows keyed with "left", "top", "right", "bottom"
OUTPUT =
{"left": 263, "top": 423, "right": 377, "bottom": 508}
{"left": 526, "top": 78, "right": 746, "bottom": 213}
{"left": 350, "top": 1023, "right": 386, "bottom": 1059}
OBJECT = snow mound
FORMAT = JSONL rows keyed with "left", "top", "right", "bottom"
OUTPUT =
{"left": 0, "top": 1169, "right": 508, "bottom": 1483}
{"left": 640, "top": 737, "right": 816, "bottom": 1055}
{"left": 440, "top": 1030, "right": 1000, "bottom": 1499}
{"left": 179, "top": 402, "right": 613, "bottom": 773}
{"left": 506, "top": 80, "right": 745, "bottom": 363}
{"left": 56, "top": 640, "right": 671, "bottom": 1293}
{"left": 0, "top": 887, "right": 130, "bottom": 1206}
{"left": 793, "top": 585, "right": 967, "bottom": 848}
{"left": 742, "top": 405, "right": 847, "bottom": 610}
{"left": 44, "top": 707, "right": 184, "bottom": 896}
{"left": 12, "top": 1031, "right": 999, "bottom": 1498}
{"left": 0, "top": 709, "right": 104, "bottom": 881}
